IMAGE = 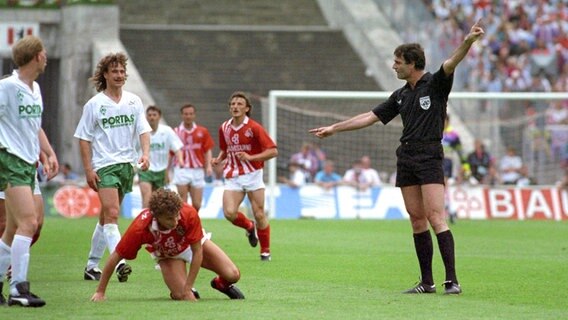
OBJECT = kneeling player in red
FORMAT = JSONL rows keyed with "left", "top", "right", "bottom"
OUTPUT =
{"left": 90, "top": 189, "right": 244, "bottom": 302}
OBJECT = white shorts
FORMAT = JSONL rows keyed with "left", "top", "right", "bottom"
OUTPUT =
{"left": 0, "top": 178, "right": 41, "bottom": 199}
{"left": 224, "top": 169, "right": 265, "bottom": 192}
{"left": 151, "top": 231, "right": 211, "bottom": 263}
{"left": 172, "top": 167, "right": 206, "bottom": 188}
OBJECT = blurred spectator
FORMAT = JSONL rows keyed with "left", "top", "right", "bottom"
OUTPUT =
{"left": 290, "top": 142, "right": 319, "bottom": 182}
{"left": 530, "top": 38, "right": 556, "bottom": 76}
{"left": 467, "top": 139, "right": 496, "bottom": 185}
{"left": 343, "top": 160, "right": 372, "bottom": 191}
{"left": 311, "top": 142, "right": 327, "bottom": 173}
{"left": 499, "top": 146, "right": 524, "bottom": 185}
{"left": 545, "top": 100, "right": 568, "bottom": 162}
{"left": 557, "top": 167, "right": 568, "bottom": 190}
{"left": 424, "top": 0, "right": 568, "bottom": 96}
{"left": 529, "top": 70, "right": 552, "bottom": 92}
{"left": 555, "top": 63, "right": 568, "bottom": 93}
{"left": 504, "top": 68, "right": 529, "bottom": 92}
{"left": 360, "top": 155, "right": 382, "bottom": 186}
{"left": 516, "top": 165, "right": 536, "bottom": 187}
{"left": 314, "top": 160, "right": 342, "bottom": 191}
{"left": 278, "top": 162, "right": 307, "bottom": 188}
{"left": 442, "top": 115, "right": 470, "bottom": 184}
{"left": 51, "top": 162, "right": 80, "bottom": 185}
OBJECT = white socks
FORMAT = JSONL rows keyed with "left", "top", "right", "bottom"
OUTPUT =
{"left": 87, "top": 223, "right": 124, "bottom": 271}
{"left": 0, "top": 240, "right": 11, "bottom": 282}
{"left": 103, "top": 224, "right": 127, "bottom": 268}
{"left": 103, "top": 223, "right": 121, "bottom": 254}
{"left": 10, "top": 235, "right": 32, "bottom": 295}
{"left": 86, "top": 223, "right": 106, "bottom": 270}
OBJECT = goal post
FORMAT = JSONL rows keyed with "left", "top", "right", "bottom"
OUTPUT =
{"left": 265, "top": 90, "right": 568, "bottom": 218}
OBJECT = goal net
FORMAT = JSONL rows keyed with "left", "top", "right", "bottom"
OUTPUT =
{"left": 263, "top": 91, "right": 568, "bottom": 201}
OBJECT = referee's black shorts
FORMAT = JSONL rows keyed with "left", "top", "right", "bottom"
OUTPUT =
{"left": 395, "top": 141, "right": 445, "bottom": 187}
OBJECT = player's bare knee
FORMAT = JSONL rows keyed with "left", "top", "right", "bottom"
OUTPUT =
{"left": 19, "top": 218, "right": 39, "bottom": 236}
{"left": 409, "top": 216, "right": 428, "bottom": 232}
{"left": 103, "top": 207, "right": 121, "bottom": 223}
{"left": 223, "top": 210, "right": 237, "bottom": 222}
{"left": 252, "top": 210, "right": 266, "bottom": 223}
{"left": 430, "top": 220, "right": 449, "bottom": 234}
{"left": 226, "top": 267, "right": 241, "bottom": 283}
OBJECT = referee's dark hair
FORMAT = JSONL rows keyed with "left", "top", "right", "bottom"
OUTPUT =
{"left": 394, "top": 43, "right": 426, "bottom": 70}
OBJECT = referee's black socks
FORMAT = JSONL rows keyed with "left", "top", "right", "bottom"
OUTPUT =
{"left": 436, "top": 230, "right": 458, "bottom": 284}
{"left": 413, "top": 230, "right": 434, "bottom": 285}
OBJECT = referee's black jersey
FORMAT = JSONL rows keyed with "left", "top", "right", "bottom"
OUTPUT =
{"left": 372, "top": 65, "right": 453, "bottom": 143}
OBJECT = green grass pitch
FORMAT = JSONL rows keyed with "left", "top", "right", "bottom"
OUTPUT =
{"left": 2, "top": 217, "right": 567, "bottom": 319}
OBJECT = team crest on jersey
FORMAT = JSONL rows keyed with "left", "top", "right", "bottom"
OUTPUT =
{"left": 419, "top": 96, "right": 431, "bottom": 110}
{"left": 245, "top": 128, "right": 253, "bottom": 138}
{"left": 16, "top": 90, "right": 24, "bottom": 103}
{"left": 100, "top": 105, "right": 107, "bottom": 115}
{"left": 176, "top": 225, "right": 185, "bottom": 236}
{"left": 231, "top": 134, "right": 239, "bottom": 144}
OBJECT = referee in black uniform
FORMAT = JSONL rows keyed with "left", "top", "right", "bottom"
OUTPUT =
{"left": 310, "top": 20, "right": 484, "bottom": 295}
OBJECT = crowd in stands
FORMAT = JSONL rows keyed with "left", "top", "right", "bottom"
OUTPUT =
{"left": 420, "top": 0, "right": 568, "bottom": 185}
{"left": 423, "top": 0, "right": 568, "bottom": 94}
{"left": 280, "top": 142, "right": 386, "bottom": 191}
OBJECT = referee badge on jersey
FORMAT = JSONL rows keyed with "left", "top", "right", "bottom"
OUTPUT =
{"left": 419, "top": 96, "right": 431, "bottom": 110}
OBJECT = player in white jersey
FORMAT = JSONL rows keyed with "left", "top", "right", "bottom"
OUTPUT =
{"left": 74, "top": 52, "right": 151, "bottom": 284}
{"left": 0, "top": 36, "right": 59, "bottom": 307}
{"left": 139, "top": 105, "right": 183, "bottom": 207}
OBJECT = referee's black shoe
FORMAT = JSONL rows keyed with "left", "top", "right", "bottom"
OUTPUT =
{"left": 443, "top": 281, "right": 462, "bottom": 295}
{"left": 403, "top": 281, "right": 436, "bottom": 294}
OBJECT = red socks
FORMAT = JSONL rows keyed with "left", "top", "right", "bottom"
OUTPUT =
{"left": 231, "top": 212, "right": 254, "bottom": 231}
{"left": 213, "top": 276, "right": 233, "bottom": 290}
{"left": 231, "top": 212, "right": 271, "bottom": 254}
{"left": 257, "top": 225, "right": 271, "bottom": 254}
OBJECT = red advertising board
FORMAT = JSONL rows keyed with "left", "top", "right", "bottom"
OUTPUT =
{"left": 449, "top": 186, "right": 568, "bottom": 220}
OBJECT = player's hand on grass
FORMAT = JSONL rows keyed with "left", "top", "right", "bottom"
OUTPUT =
{"left": 90, "top": 292, "right": 106, "bottom": 302}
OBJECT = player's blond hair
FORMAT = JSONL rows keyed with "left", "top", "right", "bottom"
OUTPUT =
{"left": 12, "top": 35, "right": 44, "bottom": 67}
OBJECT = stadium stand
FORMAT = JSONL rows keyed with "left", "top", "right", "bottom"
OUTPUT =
{"left": 116, "top": 0, "right": 382, "bottom": 175}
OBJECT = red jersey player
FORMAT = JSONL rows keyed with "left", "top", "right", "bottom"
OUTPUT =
{"left": 90, "top": 189, "right": 244, "bottom": 302}
{"left": 211, "top": 91, "right": 278, "bottom": 261}
{"left": 172, "top": 104, "right": 214, "bottom": 212}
